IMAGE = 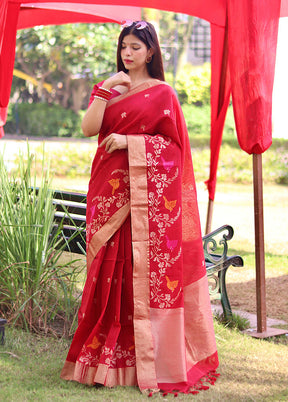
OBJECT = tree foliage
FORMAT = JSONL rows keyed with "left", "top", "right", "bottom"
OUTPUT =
{"left": 11, "top": 11, "right": 209, "bottom": 117}
{"left": 14, "top": 23, "right": 120, "bottom": 113}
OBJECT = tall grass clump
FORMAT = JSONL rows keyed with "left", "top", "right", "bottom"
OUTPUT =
{"left": 0, "top": 147, "right": 84, "bottom": 337}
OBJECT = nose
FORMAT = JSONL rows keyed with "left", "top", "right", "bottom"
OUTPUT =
{"left": 124, "top": 46, "right": 132, "bottom": 56}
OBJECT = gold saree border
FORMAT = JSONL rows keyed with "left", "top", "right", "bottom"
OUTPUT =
{"left": 108, "top": 79, "right": 168, "bottom": 107}
{"left": 127, "top": 135, "right": 158, "bottom": 391}
{"left": 184, "top": 275, "right": 218, "bottom": 368}
{"left": 150, "top": 307, "right": 187, "bottom": 383}
{"left": 87, "top": 202, "right": 130, "bottom": 272}
{"left": 60, "top": 360, "right": 137, "bottom": 387}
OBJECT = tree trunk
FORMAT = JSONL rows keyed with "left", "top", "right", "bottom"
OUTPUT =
{"left": 71, "top": 78, "right": 87, "bottom": 114}
{"left": 176, "top": 16, "right": 194, "bottom": 76}
{"left": 61, "top": 75, "right": 71, "bottom": 109}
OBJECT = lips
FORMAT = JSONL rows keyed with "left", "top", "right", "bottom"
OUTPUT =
{"left": 124, "top": 59, "right": 133, "bottom": 64}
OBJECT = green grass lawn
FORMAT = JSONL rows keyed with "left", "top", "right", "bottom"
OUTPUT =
{"left": 1, "top": 323, "right": 288, "bottom": 401}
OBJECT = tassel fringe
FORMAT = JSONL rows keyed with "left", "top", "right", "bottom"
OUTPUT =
{"left": 148, "top": 370, "right": 221, "bottom": 398}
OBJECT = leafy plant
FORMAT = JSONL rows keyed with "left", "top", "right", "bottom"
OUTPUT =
{"left": 176, "top": 63, "right": 211, "bottom": 105}
{"left": 213, "top": 310, "right": 250, "bottom": 331}
{"left": 6, "top": 102, "right": 82, "bottom": 137}
{"left": 0, "top": 147, "right": 84, "bottom": 337}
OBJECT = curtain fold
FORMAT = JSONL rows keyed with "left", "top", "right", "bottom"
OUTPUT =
{"left": 0, "top": 1, "right": 20, "bottom": 136}
{"left": 206, "top": 21, "right": 231, "bottom": 201}
{"left": 227, "top": 0, "right": 281, "bottom": 155}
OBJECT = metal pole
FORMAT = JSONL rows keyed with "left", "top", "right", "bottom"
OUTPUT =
{"left": 245, "top": 154, "right": 287, "bottom": 338}
{"left": 205, "top": 198, "right": 214, "bottom": 235}
{"left": 253, "top": 153, "right": 267, "bottom": 333}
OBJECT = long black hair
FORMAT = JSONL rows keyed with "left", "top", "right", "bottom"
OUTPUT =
{"left": 116, "top": 21, "right": 165, "bottom": 81}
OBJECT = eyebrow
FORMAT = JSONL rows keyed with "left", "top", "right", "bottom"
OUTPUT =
{"left": 121, "top": 41, "right": 141, "bottom": 45}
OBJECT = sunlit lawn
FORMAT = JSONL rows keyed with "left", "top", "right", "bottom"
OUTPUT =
{"left": 1, "top": 322, "right": 288, "bottom": 401}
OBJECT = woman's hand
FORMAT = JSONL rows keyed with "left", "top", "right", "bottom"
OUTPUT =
{"left": 100, "top": 133, "right": 128, "bottom": 153}
{"left": 102, "top": 72, "right": 131, "bottom": 90}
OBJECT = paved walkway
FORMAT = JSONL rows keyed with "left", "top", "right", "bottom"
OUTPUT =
{"left": 211, "top": 304, "right": 288, "bottom": 329}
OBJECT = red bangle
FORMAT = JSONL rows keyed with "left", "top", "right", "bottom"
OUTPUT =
{"left": 96, "top": 87, "right": 112, "bottom": 100}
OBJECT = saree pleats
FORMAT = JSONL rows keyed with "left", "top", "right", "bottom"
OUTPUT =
{"left": 61, "top": 216, "right": 137, "bottom": 386}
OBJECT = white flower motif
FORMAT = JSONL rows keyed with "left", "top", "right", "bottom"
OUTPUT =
{"left": 164, "top": 109, "right": 171, "bottom": 115}
{"left": 121, "top": 112, "right": 127, "bottom": 118}
{"left": 144, "top": 94, "right": 150, "bottom": 98}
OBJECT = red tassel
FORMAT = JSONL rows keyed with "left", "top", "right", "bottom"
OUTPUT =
{"left": 200, "top": 385, "right": 210, "bottom": 391}
{"left": 148, "top": 392, "right": 153, "bottom": 397}
{"left": 210, "top": 371, "right": 220, "bottom": 377}
{"left": 162, "top": 392, "right": 168, "bottom": 397}
{"left": 174, "top": 392, "right": 178, "bottom": 397}
{"left": 191, "top": 390, "right": 199, "bottom": 395}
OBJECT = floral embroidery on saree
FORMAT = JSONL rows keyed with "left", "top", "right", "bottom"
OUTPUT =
{"left": 86, "top": 168, "right": 129, "bottom": 244}
{"left": 145, "top": 135, "right": 182, "bottom": 309}
{"left": 78, "top": 342, "right": 136, "bottom": 369}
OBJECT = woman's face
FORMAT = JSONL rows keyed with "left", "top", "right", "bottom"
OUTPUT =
{"left": 120, "top": 34, "right": 152, "bottom": 72}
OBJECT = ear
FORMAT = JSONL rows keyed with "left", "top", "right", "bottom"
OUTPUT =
{"left": 147, "top": 48, "right": 154, "bottom": 58}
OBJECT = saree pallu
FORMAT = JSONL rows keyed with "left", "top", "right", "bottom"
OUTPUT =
{"left": 61, "top": 80, "right": 219, "bottom": 394}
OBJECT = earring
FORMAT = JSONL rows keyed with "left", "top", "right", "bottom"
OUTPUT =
{"left": 146, "top": 56, "right": 152, "bottom": 63}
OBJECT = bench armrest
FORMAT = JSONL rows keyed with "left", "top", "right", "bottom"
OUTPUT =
{"left": 202, "top": 224, "right": 235, "bottom": 265}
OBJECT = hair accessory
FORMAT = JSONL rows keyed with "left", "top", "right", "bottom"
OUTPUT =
{"left": 121, "top": 20, "right": 148, "bottom": 30}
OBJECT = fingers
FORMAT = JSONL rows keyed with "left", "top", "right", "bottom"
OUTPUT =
{"left": 104, "top": 72, "right": 131, "bottom": 89}
{"left": 99, "top": 136, "right": 109, "bottom": 148}
{"left": 99, "top": 135, "right": 113, "bottom": 153}
{"left": 99, "top": 134, "right": 127, "bottom": 154}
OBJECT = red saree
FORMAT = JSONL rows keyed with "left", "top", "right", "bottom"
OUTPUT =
{"left": 61, "top": 80, "right": 219, "bottom": 395}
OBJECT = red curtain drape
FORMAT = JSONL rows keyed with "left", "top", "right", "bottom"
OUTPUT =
{"left": 227, "top": 0, "right": 281, "bottom": 155}
{"left": 0, "top": 0, "right": 9, "bottom": 137}
{"left": 0, "top": 2, "right": 20, "bottom": 137}
{"left": 205, "top": 20, "right": 231, "bottom": 201}
{"left": 206, "top": 0, "right": 281, "bottom": 201}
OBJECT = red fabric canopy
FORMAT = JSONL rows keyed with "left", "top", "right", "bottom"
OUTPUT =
{"left": 17, "top": 4, "right": 142, "bottom": 29}
{"left": 0, "top": 0, "right": 286, "bottom": 201}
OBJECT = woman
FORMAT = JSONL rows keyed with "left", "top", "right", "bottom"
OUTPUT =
{"left": 61, "top": 20, "right": 219, "bottom": 395}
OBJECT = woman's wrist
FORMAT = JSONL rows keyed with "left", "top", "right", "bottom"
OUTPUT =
{"left": 101, "top": 79, "right": 113, "bottom": 90}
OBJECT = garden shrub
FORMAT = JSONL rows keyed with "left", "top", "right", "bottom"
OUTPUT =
{"left": 182, "top": 104, "right": 236, "bottom": 143}
{"left": 6, "top": 102, "right": 82, "bottom": 138}
{"left": 176, "top": 63, "right": 211, "bottom": 105}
